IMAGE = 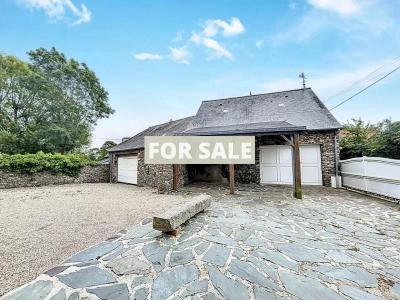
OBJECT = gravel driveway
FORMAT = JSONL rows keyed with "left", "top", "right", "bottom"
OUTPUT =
{"left": 0, "top": 183, "right": 187, "bottom": 296}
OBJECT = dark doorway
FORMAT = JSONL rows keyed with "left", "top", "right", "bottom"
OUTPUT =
{"left": 187, "top": 164, "right": 229, "bottom": 184}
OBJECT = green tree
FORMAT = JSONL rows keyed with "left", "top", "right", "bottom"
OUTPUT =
{"left": 0, "top": 48, "right": 114, "bottom": 154}
{"left": 376, "top": 119, "right": 400, "bottom": 159}
{"left": 340, "top": 119, "right": 380, "bottom": 159}
{"left": 98, "top": 140, "right": 117, "bottom": 158}
{"left": 87, "top": 140, "right": 116, "bottom": 160}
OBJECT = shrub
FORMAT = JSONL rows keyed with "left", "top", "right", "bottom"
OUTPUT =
{"left": 0, "top": 152, "right": 99, "bottom": 176}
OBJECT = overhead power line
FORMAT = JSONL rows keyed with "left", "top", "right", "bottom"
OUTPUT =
{"left": 324, "top": 55, "right": 400, "bottom": 103}
{"left": 330, "top": 63, "right": 400, "bottom": 111}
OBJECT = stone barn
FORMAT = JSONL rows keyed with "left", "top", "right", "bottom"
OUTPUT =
{"left": 108, "top": 88, "right": 341, "bottom": 192}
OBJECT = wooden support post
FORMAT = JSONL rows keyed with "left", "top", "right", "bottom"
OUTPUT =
{"left": 229, "top": 164, "right": 235, "bottom": 194}
{"left": 293, "top": 134, "right": 302, "bottom": 199}
{"left": 172, "top": 164, "right": 179, "bottom": 191}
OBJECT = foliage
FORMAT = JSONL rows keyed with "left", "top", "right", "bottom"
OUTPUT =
{"left": 0, "top": 152, "right": 98, "bottom": 176}
{"left": 0, "top": 48, "right": 114, "bottom": 154}
{"left": 87, "top": 140, "right": 116, "bottom": 160}
{"left": 340, "top": 118, "right": 400, "bottom": 160}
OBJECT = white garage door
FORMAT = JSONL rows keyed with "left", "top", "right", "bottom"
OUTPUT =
{"left": 118, "top": 156, "right": 138, "bottom": 184}
{"left": 260, "top": 145, "right": 322, "bottom": 185}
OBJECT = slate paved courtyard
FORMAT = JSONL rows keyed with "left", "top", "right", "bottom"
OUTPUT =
{"left": 2, "top": 185, "right": 400, "bottom": 300}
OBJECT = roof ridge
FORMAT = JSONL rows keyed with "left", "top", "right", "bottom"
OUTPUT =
{"left": 147, "top": 115, "right": 194, "bottom": 130}
{"left": 202, "top": 87, "right": 312, "bottom": 103}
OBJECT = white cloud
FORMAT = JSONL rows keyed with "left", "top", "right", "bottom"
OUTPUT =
{"left": 133, "top": 53, "right": 163, "bottom": 61}
{"left": 18, "top": 0, "right": 91, "bottom": 24}
{"left": 169, "top": 46, "right": 190, "bottom": 64}
{"left": 190, "top": 17, "right": 243, "bottom": 60}
{"left": 203, "top": 17, "right": 245, "bottom": 37}
{"left": 272, "top": 0, "right": 396, "bottom": 46}
{"left": 308, "top": 0, "right": 361, "bottom": 16}
{"left": 191, "top": 33, "right": 233, "bottom": 60}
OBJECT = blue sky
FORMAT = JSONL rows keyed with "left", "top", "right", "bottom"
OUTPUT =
{"left": 1, "top": 0, "right": 399, "bottom": 147}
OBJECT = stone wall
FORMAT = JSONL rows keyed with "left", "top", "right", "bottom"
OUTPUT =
{"left": 109, "top": 130, "right": 339, "bottom": 189}
{"left": 0, "top": 165, "right": 110, "bottom": 189}
{"left": 110, "top": 150, "right": 186, "bottom": 193}
{"left": 299, "top": 131, "right": 339, "bottom": 186}
{"left": 235, "top": 131, "right": 339, "bottom": 186}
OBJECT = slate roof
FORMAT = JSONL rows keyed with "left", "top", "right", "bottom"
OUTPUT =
{"left": 109, "top": 88, "right": 341, "bottom": 152}
{"left": 179, "top": 121, "right": 306, "bottom": 135}
{"left": 108, "top": 116, "right": 194, "bottom": 152}
{"left": 188, "top": 88, "right": 341, "bottom": 131}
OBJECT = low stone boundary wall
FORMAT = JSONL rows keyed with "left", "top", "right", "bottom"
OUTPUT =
{"left": 0, "top": 165, "right": 110, "bottom": 189}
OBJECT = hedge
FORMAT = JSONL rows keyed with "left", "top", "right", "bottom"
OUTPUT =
{"left": 0, "top": 152, "right": 99, "bottom": 176}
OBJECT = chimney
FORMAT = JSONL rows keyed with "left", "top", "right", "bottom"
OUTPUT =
{"left": 122, "top": 137, "right": 130, "bottom": 142}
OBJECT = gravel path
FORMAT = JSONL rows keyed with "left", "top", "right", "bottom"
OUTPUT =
{"left": 0, "top": 183, "right": 186, "bottom": 296}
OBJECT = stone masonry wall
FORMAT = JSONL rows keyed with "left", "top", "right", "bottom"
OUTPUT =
{"left": 110, "top": 130, "right": 339, "bottom": 189}
{"left": 299, "top": 131, "right": 339, "bottom": 187}
{"left": 0, "top": 165, "right": 110, "bottom": 189}
{"left": 235, "top": 131, "right": 339, "bottom": 186}
{"left": 110, "top": 150, "right": 184, "bottom": 193}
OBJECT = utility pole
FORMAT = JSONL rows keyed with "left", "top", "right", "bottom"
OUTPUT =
{"left": 299, "top": 72, "right": 306, "bottom": 89}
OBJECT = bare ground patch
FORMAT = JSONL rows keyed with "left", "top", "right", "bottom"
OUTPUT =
{"left": 0, "top": 183, "right": 186, "bottom": 296}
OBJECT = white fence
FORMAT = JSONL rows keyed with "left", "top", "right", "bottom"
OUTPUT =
{"left": 340, "top": 156, "right": 400, "bottom": 200}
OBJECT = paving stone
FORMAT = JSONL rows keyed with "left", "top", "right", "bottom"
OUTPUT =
{"left": 247, "top": 256, "right": 278, "bottom": 282}
{"left": 102, "top": 245, "right": 126, "bottom": 261}
{"left": 107, "top": 256, "right": 151, "bottom": 275}
{"left": 254, "top": 249, "right": 298, "bottom": 271}
{"left": 57, "top": 266, "right": 116, "bottom": 288}
{"left": 87, "top": 283, "right": 129, "bottom": 300}
{"left": 67, "top": 292, "right": 79, "bottom": 300}
{"left": 182, "top": 279, "right": 208, "bottom": 297}
{"left": 338, "top": 285, "right": 384, "bottom": 300}
{"left": 128, "top": 237, "right": 153, "bottom": 245}
{"left": 194, "top": 242, "right": 210, "bottom": 255}
{"left": 202, "top": 244, "right": 230, "bottom": 267}
{"left": 203, "top": 235, "right": 237, "bottom": 246}
{"left": 66, "top": 241, "right": 120, "bottom": 263}
{"left": 178, "top": 231, "right": 195, "bottom": 242}
{"left": 133, "top": 287, "right": 149, "bottom": 300}
{"left": 327, "top": 250, "right": 360, "bottom": 264}
{"left": 45, "top": 266, "right": 69, "bottom": 277}
{"left": 381, "top": 249, "right": 398, "bottom": 257}
{"left": 391, "top": 283, "right": 400, "bottom": 298}
{"left": 49, "top": 289, "right": 66, "bottom": 300}
{"left": 277, "top": 243, "right": 328, "bottom": 263}
{"left": 205, "top": 227, "right": 221, "bottom": 236}
{"left": 123, "top": 223, "right": 155, "bottom": 240}
{"left": 3, "top": 280, "right": 53, "bottom": 300}
{"left": 131, "top": 275, "right": 152, "bottom": 288}
{"left": 152, "top": 265, "right": 199, "bottom": 300}
{"left": 234, "top": 229, "right": 253, "bottom": 241}
{"left": 232, "top": 248, "right": 246, "bottom": 259}
{"left": 220, "top": 226, "right": 233, "bottom": 236}
{"left": 207, "top": 265, "right": 249, "bottom": 300}
{"left": 174, "top": 237, "right": 202, "bottom": 251}
{"left": 323, "top": 266, "right": 378, "bottom": 287}
{"left": 143, "top": 241, "right": 169, "bottom": 272}
{"left": 228, "top": 259, "right": 279, "bottom": 290}
{"left": 244, "top": 237, "right": 267, "bottom": 247}
{"left": 254, "top": 287, "right": 287, "bottom": 300}
{"left": 170, "top": 249, "right": 194, "bottom": 267}
{"left": 383, "top": 268, "right": 400, "bottom": 280}
{"left": 201, "top": 292, "right": 220, "bottom": 300}
{"left": 279, "top": 270, "right": 343, "bottom": 300}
